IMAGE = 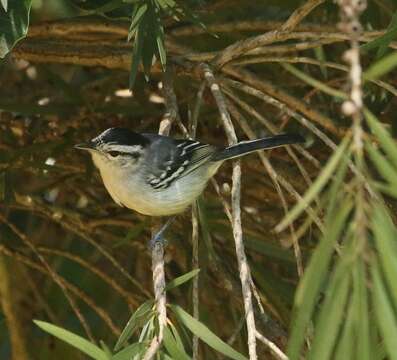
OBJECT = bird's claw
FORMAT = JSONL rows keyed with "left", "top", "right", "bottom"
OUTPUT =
{"left": 148, "top": 233, "right": 168, "bottom": 249}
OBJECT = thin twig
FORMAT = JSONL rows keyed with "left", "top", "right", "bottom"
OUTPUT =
{"left": 14, "top": 194, "right": 151, "bottom": 299}
{"left": 256, "top": 331, "right": 289, "bottom": 360}
{"left": 38, "top": 247, "right": 139, "bottom": 307}
{"left": 143, "top": 66, "right": 181, "bottom": 360}
{"left": 202, "top": 63, "right": 258, "bottom": 360}
{"left": 224, "top": 98, "right": 304, "bottom": 277}
{"left": 281, "top": 0, "right": 325, "bottom": 32}
{"left": 212, "top": 0, "right": 325, "bottom": 68}
{"left": 0, "top": 255, "right": 30, "bottom": 360}
{"left": 189, "top": 81, "right": 203, "bottom": 360}
{"left": 0, "top": 213, "right": 95, "bottom": 342}
{"left": 0, "top": 244, "right": 121, "bottom": 335}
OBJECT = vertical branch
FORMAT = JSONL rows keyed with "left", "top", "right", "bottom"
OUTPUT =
{"left": 189, "top": 82, "right": 204, "bottom": 360}
{"left": 143, "top": 67, "right": 180, "bottom": 360}
{"left": 191, "top": 203, "right": 200, "bottom": 360}
{"left": 337, "top": 1, "right": 367, "bottom": 244}
{"left": 201, "top": 63, "right": 258, "bottom": 360}
{"left": 0, "top": 255, "right": 30, "bottom": 360}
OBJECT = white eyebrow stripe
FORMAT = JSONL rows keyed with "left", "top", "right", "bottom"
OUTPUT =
{"left": 101, "top": 144, "right": 144, "bottom": 153}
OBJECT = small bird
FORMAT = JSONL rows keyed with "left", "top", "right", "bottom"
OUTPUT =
{"left": 75, "top": 128, "right": 304, "bottom": 218}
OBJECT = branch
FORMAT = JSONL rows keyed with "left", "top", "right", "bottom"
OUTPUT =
{"left": 0, "top": 256, "right": 30, "bottom": 360}
{"left": 0, "top": 213, "right": 95, "bottom": 342}
{"left": 211, "top": 0, "right": 326, "bottom": 68}
{"left": 143, "top": 66, "right": 180, "bottom": 360}
{"left": 201, "top": 63, "right": 258, "bottom": 360}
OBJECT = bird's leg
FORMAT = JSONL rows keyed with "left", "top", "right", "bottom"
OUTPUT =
{"left": 149, "top": 216, "right": 175, "bottom": 248}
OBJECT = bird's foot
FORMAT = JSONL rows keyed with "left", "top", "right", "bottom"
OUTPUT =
{"left": 149, "top": 232, "right": 168, "bottom": 249}
{"left": 148, "top": 217, "right": 175, "bottom": 249}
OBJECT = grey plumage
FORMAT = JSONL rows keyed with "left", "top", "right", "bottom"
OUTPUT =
{"left": 75, "top": 128, "right": 304, "bottom": 216}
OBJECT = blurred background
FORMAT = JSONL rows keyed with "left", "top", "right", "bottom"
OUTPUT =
{"left": 1, "top": 0, "right": 397, "bottom": 359}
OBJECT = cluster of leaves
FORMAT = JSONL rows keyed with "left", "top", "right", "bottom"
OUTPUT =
{"left": 0, "top": 0, "right": 205, "bottom": 87}
{"left": 2, "top": 0, "right": 397, "bottom": 360}
{"left": 0, "top": 0, "right": 31, "bottom": 58}
{"left": 274, "top": 37, "right": 397, "bottom": 360}
{"left": 36, "top": 269, "right": 248, "bottom": 360}
{"left": 127, "top": 0, "right": 205, "bottom": 86}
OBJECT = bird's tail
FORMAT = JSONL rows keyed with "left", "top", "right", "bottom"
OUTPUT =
{"left": 212, "top": 133, "right": 305, "bottom": 162}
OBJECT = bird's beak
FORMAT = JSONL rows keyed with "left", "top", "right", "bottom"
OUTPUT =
{"left": 74, "top": 142, "right": 95, "bottom": 151}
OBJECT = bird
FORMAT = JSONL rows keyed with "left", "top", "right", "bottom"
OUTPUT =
{"left": 75, "top": 127, "right": 304, "bottom": 243}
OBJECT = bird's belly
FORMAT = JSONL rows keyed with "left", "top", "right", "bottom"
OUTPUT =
{"left": 123, "top": 178, "right": 207, "bottom": 216}
{"left": 100, "top": 166, "right": 218, "bottom": 216}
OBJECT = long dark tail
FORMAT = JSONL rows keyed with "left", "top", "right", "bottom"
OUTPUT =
{"left": 212, "top": 133, "right": 305, "bottom": 162}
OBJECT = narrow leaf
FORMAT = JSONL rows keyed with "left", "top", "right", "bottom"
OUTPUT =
{"left": 287, "top": 199, "right": 353, "bottom": 360}
{"left": 307, "top": 255, "right": 351, "bottom": 360}
{"left": 165, "top": 269, "right": 200, "bottom": 291}
{"left": 361, "top": 11, "right": 397, "bottom": 57}
{"left": 353, "top": 259, "right": 370, "bottom": 360}
{"left": 364, "top": 108, "right": 397, "bottom": 169}
{"left": 276, "top": 135, "right": 350, "bottom": 232}
{"left": 34, "top": 320, "right": 107, "bottom": 360}
{"left": 129, "top": 28, "right": 144, "bottom": 88}
{"left": 372, "top": 205, "right": 397, "bottom": 305}
{"left": 163, "top": 326, "right": 191, "bottom": 360}
{"left": 112, "top": 342, "right": 145, "bottom": 360}
{"left": 0, "top": 0, "right": 31, "bottom": 58}
{"left": 366, "top": 142, "right": 397, "bottom": 185}
{"left": 372, "top": 263, "right": 397, "bottom": 360}
{"left": 333, "top": 298, "right": 355, "bottom": 360}
{"left": 128, "top": 3, "right": 148, "bottom": 38}
{"left": 364, "top": 51, "right": 397, "bottom": 80}
{"left": 114, "top": 300, "right": 154, "bottom": 351}
{"left": 170, "top": 305, "right": 248, "bottom": 360}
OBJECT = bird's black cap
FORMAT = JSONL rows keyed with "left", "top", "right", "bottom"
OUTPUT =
{"left": 93, "top": 127, "right": 150, "bottom": 147}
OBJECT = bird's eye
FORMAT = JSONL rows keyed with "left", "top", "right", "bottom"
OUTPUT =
{"left": 108, "top": 151, "right": 122, "bottom": 157}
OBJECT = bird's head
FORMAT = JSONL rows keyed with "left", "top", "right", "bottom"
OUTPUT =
{"left": 74, "top": 127, "right": 149, "bottom": 173}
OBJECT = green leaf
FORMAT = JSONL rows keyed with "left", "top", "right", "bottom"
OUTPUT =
{"left": 361, "top": 11, "right": 397, "bottom": 57}
{"left": 129, "top": 27, "right": 144, "bottom": 88}
{"left": 314, "top": 46, "right": 327, "bottom": 78}
{"left": 307, "top": 253, "right": 351, "bottom": 360}
{"left": 156, "top": 25, "right": 166, "bottom": 70}
{"left": 128, "top": 3, "right": 148, "bottom": 40}
{"left": 112, "top": 342, "right": 145, "bottom": 360}
{"left": 170, "top": 304, "right": 248, "bottom": 360}
{"left": 34, "top": 320, "right": 107, "bottom": 360}
{"left": 276, "top": 135, "right": 350, "bottom": 232}
{"left": 282, "top": 63, "right": 346, "bottom": 99}
{"left": 372, "top": 205, "right": 397, "bottom": 306}
{"left": 165, "top": 269, "right": 200, "bottom": 291}
{"left": 0, "top": 0, "right": 31, "bottom": 58}
{"left": 366, "top": 141, "right": 397, "bottom": 185}
{"left": 353, "top": 259, "right": 370, "bottom": 360}
{"left": 373, "top": 181, "right": 397, "bottom": 198}
{"left": 114, "top": 300, "right": 154, "bottom": 352}
{"left": 364, "top": 51, "right": 397, "bottom": 80}
{"left": 244, "top": 236, "right": 295, "bottom": 263}
{"left": 364, "top": 108, "right": 397, "bottom": 169}
{"left": 287, "top": 199, "right": 353, "bottom": 360}
{"left": 163, "top": 326, "right": 191, "bottom": 360}
{"left": 1, "top": 0, "right": 6, "bottom": 12}
{"left": 168, "top": 321, "right": 187, "bottom": 352}
{"left": 333, "top": 298, "right": 355, "bottom": 360}
{"left": 371, "top": 262, "right": 397, "bottom": 360}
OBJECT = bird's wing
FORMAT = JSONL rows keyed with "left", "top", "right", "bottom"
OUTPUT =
{"left": 145, "top": 137, "right": 217, "bottom": 190}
